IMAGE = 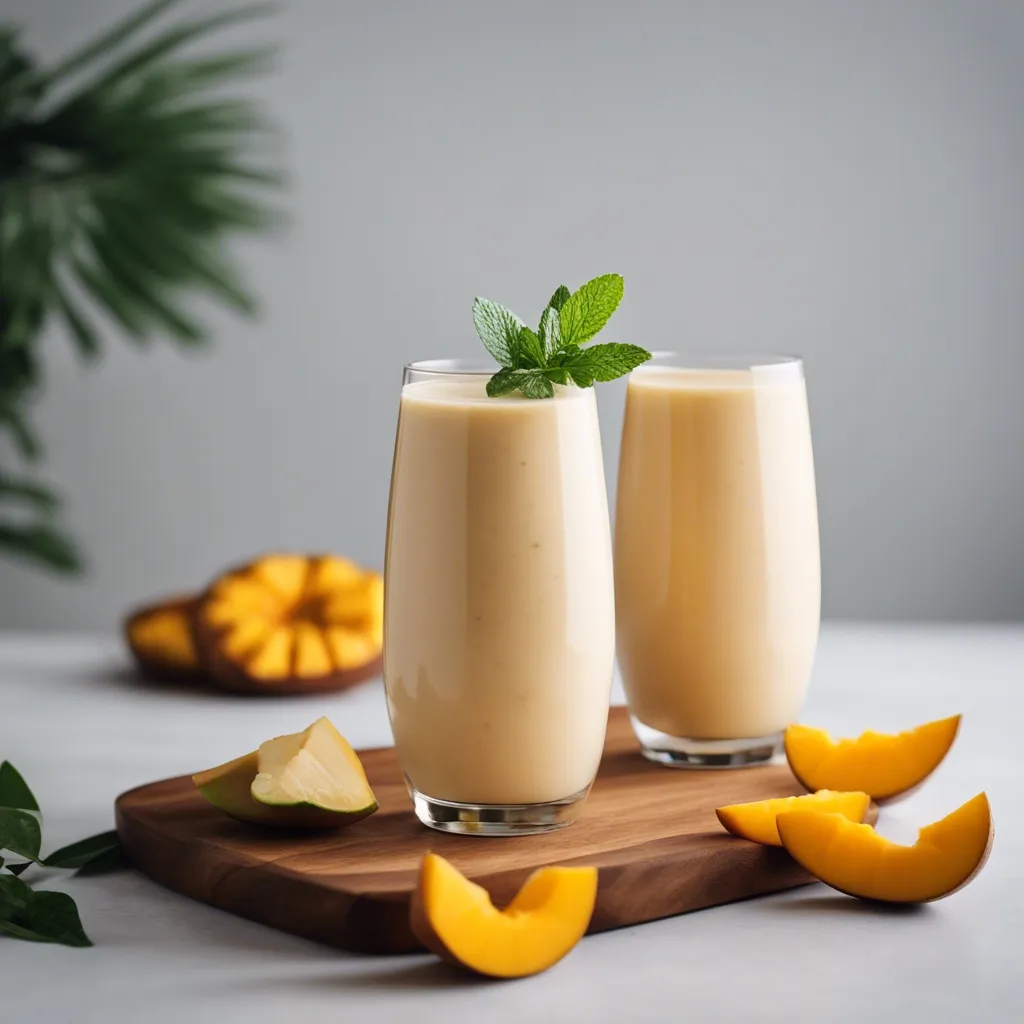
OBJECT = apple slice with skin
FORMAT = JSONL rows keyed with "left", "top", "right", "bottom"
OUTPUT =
{"left": 784, "top": 715, "right": 961, "bottom": 802}
{"left": 410, "top": 853, "right": 598, "bottom": 978}
{"left": 716, "top": 790, "right": 874, "bottom": 846}
{"left": 250, "top": 717, "right": 377, "bottom": 825}
{"left": 193, "top": 717, "right": 377, "bottom": 828}
{"left": 777, "top": 792, "right": 993, "bottom": 903}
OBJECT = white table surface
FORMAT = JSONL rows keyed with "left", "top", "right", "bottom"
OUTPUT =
{"left": 1, "top": 624, "right": 1021, "bottom": 1023}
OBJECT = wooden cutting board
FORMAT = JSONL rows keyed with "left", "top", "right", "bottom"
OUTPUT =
{"left": 116, "top": 707, "right": 828, "bottom": 954}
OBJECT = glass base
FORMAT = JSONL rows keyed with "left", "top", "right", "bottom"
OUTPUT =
{"left": 410, "top": 784, "right": 590, "bottom": 836}
{"left": 631, "top": 714, "right": 783, "bottom": 768}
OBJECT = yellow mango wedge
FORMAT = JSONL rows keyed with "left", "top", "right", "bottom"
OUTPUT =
{"left": 777, "top": 792, "right": 993, "bottom": 903}
{"left": 409, "top": 853, "right": 598, "bottom": 978}
{"left": 784, "top": 716, "right": 961, "bottom": 802}
{"left": 716, "top": 790, "right": 873, "bottom": 846}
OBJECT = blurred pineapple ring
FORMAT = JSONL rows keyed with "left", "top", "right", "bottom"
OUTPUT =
{"left": 193, "top": 554, "right": 384, "bottom": 695}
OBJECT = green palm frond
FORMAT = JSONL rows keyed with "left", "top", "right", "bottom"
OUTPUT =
{"left": 0, "top": 0, "right": 281, "bottom": 573}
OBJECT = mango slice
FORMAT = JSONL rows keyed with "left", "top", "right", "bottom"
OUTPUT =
{"left": 716, "top": 790, "right": 873, "bottom": 846}
{"left": 777, "top": 793, "right": 993, "bottom": 903}
{"left": 192, "top": 553, "right": 384, "bottom": 694}
{"left": 409, "top": 853, "right": 598, "bottom": 978}
{"left": 251, "top": 717, "right": 377, "bottom": 824}
{"left": 194, "top": 718, "right": 377, "bottom": 829}
{"left": 784, "top": 716, "right": 961, "bottom": 802}
{"left": 123, "top": 594, "right": 204, "bottom": 684}
{"left": 193, "top": 751, "right": 285, "bottom": 826}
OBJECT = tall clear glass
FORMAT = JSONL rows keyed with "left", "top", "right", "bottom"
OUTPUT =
{"left": 615, "top": 353, "right": 820, "bottom": 767}
{"left": 384, "top": 360, "right": 615, "bottom": 834}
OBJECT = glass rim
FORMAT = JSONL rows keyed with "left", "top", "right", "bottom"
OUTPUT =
{"left": 404, "top": 358, "right": 500, "bottom": 376}
{"left": 639, "top": 351, "right": 803, "bottom": 370}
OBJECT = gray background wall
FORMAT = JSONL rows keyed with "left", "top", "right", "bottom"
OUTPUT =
{"left": 2, "top": 0, "right": 1022, "bottom": 630}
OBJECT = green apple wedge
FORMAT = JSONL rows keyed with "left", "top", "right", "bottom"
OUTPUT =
{"left": 193, "top": 717, "right": 378, "bottom": 829}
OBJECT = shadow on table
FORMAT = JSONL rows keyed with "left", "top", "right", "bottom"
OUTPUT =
{"left": 334, "top": 961, "right": 495, "bottom": 990}
{"left": 764, "top": 893, "right": 935, "bottom": 919}
{"left": 83, "top": 664, "right": 241, "bottom": 701}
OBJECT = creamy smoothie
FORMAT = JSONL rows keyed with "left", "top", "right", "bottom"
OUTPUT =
{"left": 384, "top": 376, "right": 615, "bottom": 806}
{"left": 615, "top": 362, "right": 820, "bottom": 745}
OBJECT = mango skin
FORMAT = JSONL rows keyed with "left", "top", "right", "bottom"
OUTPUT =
{"left": 193, "top": 751, "right": 377, "bottom": 830}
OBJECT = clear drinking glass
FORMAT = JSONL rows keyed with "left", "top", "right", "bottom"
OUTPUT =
{"left": 384, "top": 360, "right": 616, "bottom": 834}
{"left": 614, "top": 353, "right": 821, "bottom": 767}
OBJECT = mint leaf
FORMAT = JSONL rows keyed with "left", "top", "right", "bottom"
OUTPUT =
{"left": 476, "top": 275, "right": 648, "bottom": 398}
{"left": 559, "top": 274, "right": 624, "bottom": 348}
{"left": 0, "top": 808, "right": 42, "bottom": 861}
{"left": 547, "top": 285, "right": 571, "bottom": 312}
{"left": 519, "top": 373, "right": 554, "bottom": 399}
{"left": 6, "top": 862, "right": 31, "bottom": 877}
{"left": 518, "top": 326, "right": 545, "bottom": 368}
{"left": 0, "top": 891, "right": 92, "bottom": 947}
{"left": 0, "top": 762, "right": 39, "bottom": 812}
{"left": 43, "top": 830, "right": 121, "bottom": 874}
{"left": 473, "top": 298, "right": 523, "bottom": 367}
{"left": 486, "top": 369, "right": 531, "bottom": 397}
{"left": 539, "top": 306, "right": 561, "bottom": 356}
{"left": 564, "top": 343, "right": 651, "bottom": 385}
{"left": 486, "top": 369, "right": 555, "bottom": 398}
{"left": 566, "top": 364, "right": 595, "bottom": 388}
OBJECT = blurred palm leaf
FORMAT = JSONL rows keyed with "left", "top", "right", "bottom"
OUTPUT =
{"left": 0, "top": 0, "right": 280, "bottom": 573}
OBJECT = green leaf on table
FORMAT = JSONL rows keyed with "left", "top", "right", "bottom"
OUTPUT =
{"left": 0, "top": 891, "right": 92, "bottom": 947}
{"left": 0, "top": 762, "right": 40, "bottom": 811}
{"left": 558, "top": 274, "right": 624, "bottom": 348}
{"left": 44, "top": 830, "right": 122, "bottom": 874}
{"left": 0, "top": 808, "right": 41, "bottom": 861}
{"left": 472, "top": 297, "right": 523, "bottom": 367}
{"left": 0, "top": 871, "right": 34, "bottom": 917}
{"left": 74, "top": 845, "right": 125, "bottom": 877}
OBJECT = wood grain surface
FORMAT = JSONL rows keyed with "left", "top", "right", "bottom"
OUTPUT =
{"left": 116, "top": 707, "right": 829, "bottom": 954}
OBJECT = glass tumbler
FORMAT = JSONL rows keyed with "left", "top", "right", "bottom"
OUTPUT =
{"left": 384, "top": 360, "right": 615, "bottom": 834}
{"left": 614, "top": 353, "right": 820, "bottom": 767}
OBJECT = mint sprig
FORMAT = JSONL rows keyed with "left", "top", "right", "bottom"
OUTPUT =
{"left": 0, "top": 760, "right": 125, "bottom": 948}
{"left": 472, "top": 274, "right": 651, "bottom": 398}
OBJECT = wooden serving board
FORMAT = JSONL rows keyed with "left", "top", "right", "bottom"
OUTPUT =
{"left": 116, "top": 707, "right": 821, "bottom": 954}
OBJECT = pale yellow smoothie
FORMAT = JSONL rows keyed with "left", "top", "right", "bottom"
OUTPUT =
{"left": 615, "top": 362, "right": 820, "bottom": 743}
{"left": 384, "top": 376, "right": 615, "bottom": 805}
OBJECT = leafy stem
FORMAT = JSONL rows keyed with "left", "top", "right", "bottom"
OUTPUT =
{"left": 0, "top": 761, "right": 124, "bottom": 947}
{"left": 472, "top": 275, "right": 651, "bottom": 399}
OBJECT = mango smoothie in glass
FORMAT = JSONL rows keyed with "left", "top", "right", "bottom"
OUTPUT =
{"left": 384, "top": 361, "right": 616, "bottom": 833}
{"left": 614, "top": 354, "right": 820, "bottom": 766}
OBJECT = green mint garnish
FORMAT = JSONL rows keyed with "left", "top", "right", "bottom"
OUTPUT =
{"left": 472, "top": 274, "right": 651, "bottom": 398}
